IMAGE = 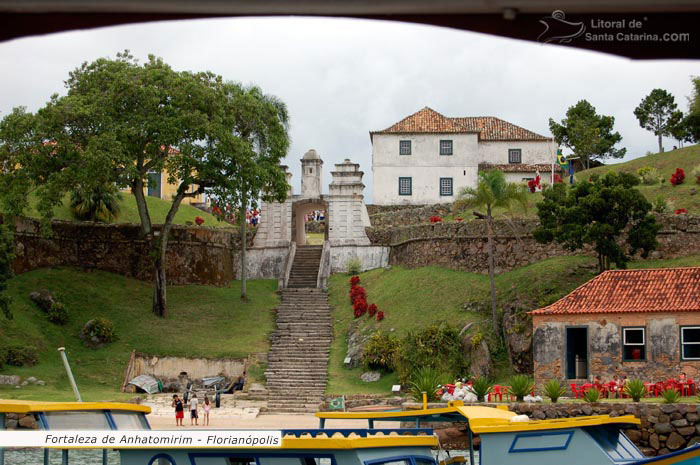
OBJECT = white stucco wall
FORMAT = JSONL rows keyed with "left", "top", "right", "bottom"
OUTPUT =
{"left": 372, "top": 133, "right": 558, "bottom": 205}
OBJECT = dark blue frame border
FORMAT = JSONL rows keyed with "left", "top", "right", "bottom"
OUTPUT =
{"left": 508, "top": 431, "right": 574, "bottom": 453}
{"left": 149, "top": 453, "right": 177, "bottom": 465}
{"left": 365, "top": 454, "right": 436, "bottom": 465}
{"left": 188, "top": 451, "right": 338, "bottom": 465}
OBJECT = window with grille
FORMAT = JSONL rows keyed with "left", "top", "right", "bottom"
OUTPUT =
{"left": 440, "top": 178, "right": 453, "bottom": 196}
{"left": 439, "top": 140, "right": 453, "bottom": 155}
{"left": 398, "top": 177, "right": 412, "bottom": 196}
{"left": 509, "top": 149, "right": 522, "bottom": 164}
{"left": 399, "top": 140, "right": 411, "bottom": 155}
{"left": 681, "top": 326, "right": 700, "bottom": 360}
{"left": 622, "top": 327, "right": 646, "bottom": 361}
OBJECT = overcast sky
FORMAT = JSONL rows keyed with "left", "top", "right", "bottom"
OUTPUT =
{"left": 0, "top": 16, "right": 697, "bottom": 202}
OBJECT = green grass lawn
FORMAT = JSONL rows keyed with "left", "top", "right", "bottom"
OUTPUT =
{"left": 577, "top": 144, "right": 700, "bottom": 214}
{"left": 9, "top": 191, "right": 228, "bottom": 228}
{"left": 327, "top": 254, "right": 700, "bottom": 396}
{"left": 0, "top": 268, "right": 278, "bottom": 401}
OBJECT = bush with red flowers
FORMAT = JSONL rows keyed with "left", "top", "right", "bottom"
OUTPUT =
{"left": 429, "top": 216, "right": 442, "bottom": 223}
{"left": 194, "top": 216, "right": 204, "bottom": 226}
{"left": 353, "top": 298, "right": 368, "bottom": 318}
{"left": 368, "top": 303, "right": 378, "bottom": 317}
{"left": 376, "top": 311, "right": 385, "bottom": 321}
{"left": 350, "top": 276, "right": 360, "bottom": 286}
{"left": 527, "top": 176, "right": 541, "bottom": 193}
{"left": 349, "top": 286, "right": 366, "bottom": 304}
{"left": 675, "top": 208, "right": 688, "bottom": 215}
{"left": 670, "top": 168, "right": 685, "bottom": 186}
{"left": 553, "top": 174, "right": 564, "bottom": 183}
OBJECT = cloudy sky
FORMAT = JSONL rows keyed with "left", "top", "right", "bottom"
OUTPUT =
{"left": 0, "top": 16, "right": 697, "bottom": 202}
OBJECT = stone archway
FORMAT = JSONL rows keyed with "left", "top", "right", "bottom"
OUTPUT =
{"left": 291, "top": 198, "right": 328, "bottom": 245}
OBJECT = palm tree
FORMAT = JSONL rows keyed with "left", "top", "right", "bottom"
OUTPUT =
{"left": 70, "top": 184, "right": 122, "bottom": 223}
{"left": 454, "top": 170, "right": 528, "bottom": 333}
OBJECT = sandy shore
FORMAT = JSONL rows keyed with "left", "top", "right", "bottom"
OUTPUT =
{"left": 149, "top": 414, "right": 394, "bottom": 430}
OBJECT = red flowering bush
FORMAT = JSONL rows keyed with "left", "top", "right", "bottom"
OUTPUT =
{"left": 368, "top": 303, "right": 378, "bottom": 317}
{"left": 349, "top": 286, "right": 366, "bottom": 304}
{"left": 376, "top": 311, "right": 385, "bottom": 321}
{"left": 194, "top": 216, "right": 204, "bottom": 226}
{"left": 429, "top": 216, "right": 442, "bottom": 223}
{"left": 350, "top": 276, "right": 360, "bottom": 286}
{"left": 675, "top": 208, "right": 688, "bottom": 215}
{"left": 670, "top": 168, "right": 685, "bottom": 186}
{"left": 527, "top": 176, "right": 541, "bottom": 193}
{"left": 353, "top": 298, "right": 367, "bottom": 318}
{"left": 554, "top": 174, "right": 564, "bottom": 183}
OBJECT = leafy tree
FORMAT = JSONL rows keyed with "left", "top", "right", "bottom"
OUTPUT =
{"left": 689, "top": 76, "right": 700, "bottom": 115}
{"left": 207, "top": 83, "right": 291, "bottom": 300}
{"left": 70, "top": 184, "right": 122, "bottom": 222}
{"left": 0, "top": 51, "right": 290, "bottom": 316}
{"left": 533, "top": 172, "right": 660, "bottom": 273}
{"left": 0, "top": 222, "right": 15, "bottom": 320}
{"left": 669, "top": 113, "right": 692, "bottom": 148}
{"left": 633, "top": 89, "right": 680, "bottom": 153}
{"left": 685, "top": 76, "right": 700, "bottom": 143}
{"left": 549, "top": 100, "right": 626, "bottom": 169}
{"left": 454, "top": 170, "right": 528, "bottom": 333}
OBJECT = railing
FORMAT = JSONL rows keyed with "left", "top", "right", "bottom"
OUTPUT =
{"left": 282, "top": 241, "right": 296, "bottom": 289}
{"left": 282, "top": 428, "right": 434, "bottom": 438}
{"left": 316, "top": 241, "right": 331, "bottom": 290}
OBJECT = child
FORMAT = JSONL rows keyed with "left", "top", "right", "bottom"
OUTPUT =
{"left": 203, "top": 395, "right": 211, "bottom": 426}
{"left": 172, "top": 394, "right": 184, "bottom": 427}
{"left": 189, "top": 393, "right": 199, "bottom": 426}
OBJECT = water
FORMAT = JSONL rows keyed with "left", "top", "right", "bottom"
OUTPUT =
{"left": 2, "top": 449, "right": 121, "bottom": 465}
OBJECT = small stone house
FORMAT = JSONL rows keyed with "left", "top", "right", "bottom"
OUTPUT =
{"left": 530, "top": 267, "right": 700, "bottom": 385}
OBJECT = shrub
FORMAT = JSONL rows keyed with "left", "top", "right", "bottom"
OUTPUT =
{"left": 394, "top": 323, "right": 468, "bottom": 384}
{"left": 80, "top": 318, "right": 117, "bottom": 348}
{"left": 624, "top": 379, "right": 646, "bottom": 402}
{"left": 471, "top": 376, "right": 493, "bottom": 402}
{"left": 349, "top": 286, "right": 366, "bottom": 304}
{"left": 407, "top": 366, "right": 450, "bottom": 401}
{"left": 350, "top": 276, "right": 360, "bottom": 286}
{"left": 70, "top": 184, "right": 122, "bottom": 222}
{"left": 675, "top": 208, "right": 688, "bottom": 215}
{"left": 353, "top": 298, "right": 368, "bottom": 318}
{"left": 368, "top": 303, "right": 378, "bottom": 317}
{"left": 653, "top": 195, "right": 669, "bottom": 214}
{"left": 4, "top": 346, "right": 38, "bottom": 367}
{"left": 661, "top": 388, "right": 680, "bottom": 404}
{"left": 670, "top": 168, "right": 685, "bottom": 186}
{"left": 346, "top": 258, "right": 362, "bottom": 275}
{"left": 47, "top": 302, "right": 68, "bottom": 325}
{"left": 362, "top": 331, "right": 400, "bottom": 371}
{"left": 637, "top": 166, "right": 660, "bottom": 185}
{"left": 543, "top": 379, "right": 567, "bottom": 403}
{"left": 376, "top": 310, "right": 385, "bottom": 321}
{"left": 583, "top": 387, "right": 600, "bottom": 403}
{"left": 429, "top": 216, "right": 442, "bottom": 223}
{"left": 194, "top": 216, "right": 204, "bottom": 226}
{"left": 692, "top": 165, "right": 700, "bottom": 184}
{"left": 507, "top": 375, "right": 535, "bottom": 402}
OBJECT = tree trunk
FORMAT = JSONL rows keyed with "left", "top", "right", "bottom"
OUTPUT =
{"left": 486, "top": 206, "right": 498, "bottom": 333}
{"left": 658, "top": 133, "right": 663, "bottom": 153}
{"left": 240, "top": 197, "right": 248, "bottom": 301}
{"left": 152, "top": 241, "right": 167, "bottom": 317}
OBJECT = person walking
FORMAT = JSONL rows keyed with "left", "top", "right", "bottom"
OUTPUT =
{"left": 172, "top": 394, "right": 184, "bottom": 427}
{"left": 203, "top": 395, "right": 211, "bottom": 426}
{"left": 189, "top": 393, "right": 199, "bottom": 426}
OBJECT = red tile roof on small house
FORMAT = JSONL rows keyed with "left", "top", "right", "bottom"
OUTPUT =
{"left": 370, "top": 107, "right": 551, "bottom": 141}
{"left": 479, "top": 163, "right": 562, "bottom": 173}
{"left": 529, "top": 267, "right": 700, "bottom": 315}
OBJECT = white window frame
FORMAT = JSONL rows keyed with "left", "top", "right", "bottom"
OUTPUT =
{"left": 681, "top": 326, "right": 700, "bottom": 360}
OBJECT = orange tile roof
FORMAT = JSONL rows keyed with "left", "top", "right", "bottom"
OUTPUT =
{"left": 529, "top": 267, "right": 700, "bottom": 315}
{"left": 371, "top": 107, "right": 551, "bottom": 141}
{"left": 479, "top": 163, "right": 562, "bottom": 173}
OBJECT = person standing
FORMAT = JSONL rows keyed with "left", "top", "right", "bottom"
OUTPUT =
{"left": 203, "top": 395, "right": 211, "bottom": 426}
{"left": 172, "top": 394, "right": 184, "bottom": 427}
{"left": 189, "top": 393, "right": 199, "bottom": 426}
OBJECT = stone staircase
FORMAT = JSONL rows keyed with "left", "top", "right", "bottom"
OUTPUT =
{"left": 265, "top": 287, "right": 331, "bottom": 413}
{"left": 287, "top": 245, "right": 322, "bottom": 288}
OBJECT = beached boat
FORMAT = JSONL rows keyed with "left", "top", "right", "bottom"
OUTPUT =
{"left": 1, "top": 399, "right": 699, "bottom": 465}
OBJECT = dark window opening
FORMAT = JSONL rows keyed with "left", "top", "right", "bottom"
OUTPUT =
{"left": 681, "top": 326, "right": 700, "bottom": 360}
{"left": 439, "top": 140, "right": 453, "bottom": 155}
{"left": 400, "top": 140, "right": 411, "bottom": 155}
{"left": 399, "top": 177, "right": 412, "bottom": 195}
{"left": 440, "top": 177, "right": 453, "bottom": 196}
{"left": 509, "top": 149, "right": 522, "bottom": 164}
{"left": 622, "top": 327, "right": 646, "bottom": 361}
{"left": 566, "top": 327, "right": 588, "bottom": 379}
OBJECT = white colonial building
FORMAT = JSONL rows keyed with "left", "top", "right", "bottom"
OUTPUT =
{"left": 371, "top": 107, "right": 560, "bottom": 205}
